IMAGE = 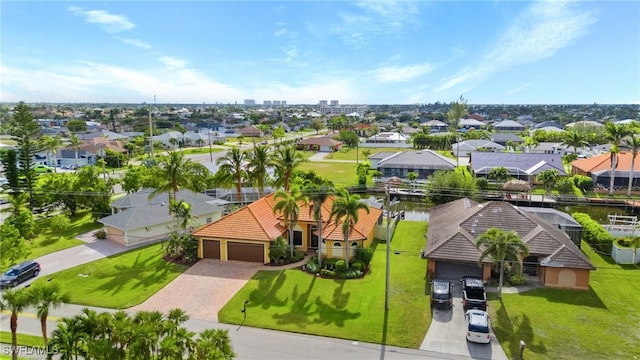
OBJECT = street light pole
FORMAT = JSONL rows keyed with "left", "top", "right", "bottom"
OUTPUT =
{"left": 385, "top": 185, "right": 391, "bottom": 311}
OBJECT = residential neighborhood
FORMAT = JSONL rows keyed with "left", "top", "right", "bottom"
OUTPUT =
{"left": 1, "top": 100, "right": 639, "bottom": 360}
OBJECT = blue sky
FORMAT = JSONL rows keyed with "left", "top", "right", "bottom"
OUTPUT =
{"left": 1, "top": 1, "right": 639, "bottom": 105}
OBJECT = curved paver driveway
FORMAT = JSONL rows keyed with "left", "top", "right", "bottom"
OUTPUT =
{"left": 129, "top": 259, "right": 262, "bottom": 322}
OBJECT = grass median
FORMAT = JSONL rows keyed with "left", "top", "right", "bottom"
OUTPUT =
{"left": 219, "top": 221, "right": 431, "bottom": 348}
{"left": 30, "top": 243, "right": 188, "bottom": 309}
{"left": 488, "top": 242, "right": 640, "bottom": 359}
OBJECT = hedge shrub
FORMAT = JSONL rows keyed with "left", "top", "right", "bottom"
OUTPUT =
{"left": 572, "top": 212, "right": 615, "bottom": 252}
{"left": 573, "top": 175, "right": 594, "bottom": 192}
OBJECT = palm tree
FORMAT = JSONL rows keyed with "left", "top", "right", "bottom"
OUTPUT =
{"left": 69, "top": 134, "right": 81, "bottom": 169}
{"left": 562, "top": 131, "right": 590, "bottom": 156}
{"left": 271, "top": 146, "right": 305, "bottom": 191}
{"left": 0, "top": 287, "right": 31, "bottom": 360}
{"left": 169, "top": 199, "right": 193, "bottom": 232}
{"left": 537, "top": 169, "right": 560, "bottom": 201}
{"left": 488, "top": 166, "right": 510, "bottom": 186}
{"left": 273, "top": 189, "right": 306, "bottom": 258}
{"left": 626, "top": 133, "right": 640, "bottom": 197}
{"left": 475, "top": 227, "right": 529, "bottom": 299}
{"left": 195, "top": 329, "right": 235, "bottom": 360}
{"left": 216, "top": 147, "right": 247, "bottom": 202}
{"left": 304, "top": 182, "right": 333, "bottom": 269}
{"left": 247, "top": 145, "right": 270, "bottom": 197}
{"left": 28, "top": 282, "right": 69, "bottom": 345}
{"left": 329, "top": 189, "right": 370, "bottom": 268}
{"left": 603, "top": 122, "right": 633, "bottom": 195}
{"left": 48, "top": 317, "right": 87, "bottom": 360}
{"left": 42, "top": 135, "right": 63, "bottom": 172}
{"left": 149, "top": 150, "right": 195, "bottom": 202}
{"left": 1, "top": 191, "right": 30, "bottom": 218}
{"left": 447, "top": 96, "right": 467, "bottom": 166}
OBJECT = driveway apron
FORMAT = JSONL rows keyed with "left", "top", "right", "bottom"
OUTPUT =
{"left": 129, "top": 259, "right": 261, "bottom": 322}
{"left": 420, "top": 281, "right": 508, "bottom": 360}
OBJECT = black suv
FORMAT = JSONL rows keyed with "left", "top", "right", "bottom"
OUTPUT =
{"left": 430, "top": 279, "right": 453, "bottom": 308}
{"left": 0, "top": 260, "right": 41, "bottom": 288}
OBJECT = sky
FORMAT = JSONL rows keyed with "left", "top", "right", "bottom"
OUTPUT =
{"left": 1, "top": 1, "right": 639, "bottom": 105}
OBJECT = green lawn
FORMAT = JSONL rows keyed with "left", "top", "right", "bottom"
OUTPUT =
{"left": 219, "top": 221, "right": 431, "bottom": 348}
{"left": 30, "top": 243, "right": 188, "bottom": 309}
{"left": 179, "top": 147, "right": 223, "bottom": 155}
{"left": 298, "top": 162, "right": 359, "bottom": 188}
{"left": 488, "top": 242, "right": 640, "bottom": 360}
{"left": 0, "top": 332, "right": 44, "bottom": 347}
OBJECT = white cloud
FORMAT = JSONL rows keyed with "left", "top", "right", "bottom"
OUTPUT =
{"left": 118, "top": 37, "right": 152, "bottom": 50}
{"left": 374, "top": 63, "right": 434, "bottom": 82}
{"left": 68, "top": 7, "right": 134, "bottom": 33}
{"left": 437, "top": 1, "right": 597, "bottom": 92}
{"left": 274, "top": 28, "right": 287, "bottom": 37}
{"left": 159, "top": 56, "right": 187, "bottom": 69}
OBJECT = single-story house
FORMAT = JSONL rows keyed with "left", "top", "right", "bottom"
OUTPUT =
{"left": 470, "top": 152, "right": 567, "bottom": 183}
{"left": 371, "top": 150, "right": 456, "bottom": 180}
{"left": 490, "top": 133, "right": 524, "bottom": 147}
{"left": 55, "top": 139, "right": 127, "bottom": 167}
{"left": 366, "top": 132, "right": 409, "bottom": 144}
{"left": 296, "top": 136, "right": 343, "bottom": 152}
{"left": 571, "top": 151, "right": 640, "bottom": 188}
{"left": 493, "top": 120, "right": 525, "bottom": 132}
{"left": 459, "top": 118, "right": 486, "bottom": 130}
{"left": 533, "top": 121, "right": 563, "bottom": 130}
{"left": 98, "top": 189, "right": 224, "bottom": 246}
{"left": 421, "top": 120, "right": 448, "bottom": 133}
{"left": 526, "top": 142, "right": 566, "bottom": 155}
{"left": 452, "top": 140, "right": 504, "bottom": 157}
{"left": 425, "top": 198, "right": 595, "bottom": 290}
{"left": 238, "top": 125, "right": 263, "bottom": 137}
{"left": 192, "top": 193, "right": 383, "bottom": 263}
{"left": 565, "top": 120, "right": 604, "bottom": 128}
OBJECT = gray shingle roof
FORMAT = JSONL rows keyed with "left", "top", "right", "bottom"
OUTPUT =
{"left": 491, "top": 133, "right": 524, "bottom": 143}
{"left": 111, "top": 189, "right": 218, "bottom": 209}
{"left": 377, "top": 150, "right": 456, "bottom": 169}
{"left": 425, "top": 198, "right": 594, "bottom": 270}
{"left": 470, "top": 152, "right": 566, "bottom": 176}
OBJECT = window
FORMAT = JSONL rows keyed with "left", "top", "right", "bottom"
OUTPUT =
{"left": 293, "top": 231, "right": 303, "bottom": 246}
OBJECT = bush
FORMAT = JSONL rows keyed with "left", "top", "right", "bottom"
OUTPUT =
{"left": 335, "top": 259, "right": 347, "bottom": 274}
{"left": 323, "top": 258, "right": 339, "bottom": 270}
{"left": 320, "top": 269, "right": 336, "bottom": 277}
{"left": 573, "top": 175, "right": 594, "bottom": 192}
{"left": 291, "top": 250, "right": 306, "bottom": 263}
{"left": 351, "top": 260, "right": 365, "bottom": 272}
{"left": 557, "top": 178, "right": 575, "bottom": 194}
{"left": 354, "top": 247, "right": 374, "bottom": 266}
{"left": 476, "top": 177, "right": 489, "bottom": 190}
{"left": 508, "top": 273, "right": 526, "bottom": 286}
{"left": 343, "top": 270, "right": 362, "bottom": 279}
{"left": 95, "top": 229, "right": 107, "bottom": 239}
{"left": 573, "top": 212, "right": 615, "bottom": 252}
{"left": 269, "top": 237, "right": 289, "bottom": 264}
{"left": 305, "top": 262, "right": 318, "bottom": 274}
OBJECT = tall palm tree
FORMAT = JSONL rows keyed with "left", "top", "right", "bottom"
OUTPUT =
{"left": 169, "top": 199, "right": 193, "bottom": 233}
{"left": 69, "top": 134, "right": 81, "bottom": 169}
{"left": 626, "top": 133, "right": 640, "bottom": 197}
{"left": 0, "top": 287, "right": 31, "bottom": 360}
{"left": 247, "top": 145, "right": 270, "bottom": 197}
{"left": 42, "top": 135, "right": 63, "bottom": 172}
{"left": 149, "top": 150, "right": 195, "bottom": 202}
{"left": 48, "top": 317, "right": 87, "bottom": 360}
{"left": 28, "top": 282, "right": 69, "bottom": 345}
{"left": 475, "top": 227, "right": 529, "bottom": 299}
{"left": 329, "top": 189, "right": 370, "bottom": 268}
{"left": 271, "top": 146, "right": 305, "bottom": 191}
{"left": 562, "top": 131, "right": 590, "bottom": 156}
{"left": 195, "top": 329, "right": 235, "bottom": 360}
{"left": 304, "top": 182, "right": 333, "bottom": 269}
{"left": 603, "top": 122, "right": 633, "bottom": 195}
{"left": 216, "top": 147, "right": 248, "bottom": 202}
{"left": 273, "top": 189, "right": 306, "bottom": 258}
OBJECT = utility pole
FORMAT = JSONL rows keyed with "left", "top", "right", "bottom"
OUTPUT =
{"left": 385, "top": 184, "right": 391, "bottom": 311}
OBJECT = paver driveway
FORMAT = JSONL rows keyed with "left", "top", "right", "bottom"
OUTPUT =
{"left": 129, "top": 259, "right": 261, "bottom": 322}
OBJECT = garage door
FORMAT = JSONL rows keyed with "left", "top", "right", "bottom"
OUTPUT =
{"left": 227, "top": 242, "right": 264, "bottom": 263}
{"left": 435, "top": 261, "right": 482, "bottom": 281}
{"left": 202, "top": 240, "right": 220, "bottom": 259}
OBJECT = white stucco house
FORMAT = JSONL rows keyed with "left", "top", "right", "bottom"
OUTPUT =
{"left": 98, "top": 189, "right": 225, "bottom": 246}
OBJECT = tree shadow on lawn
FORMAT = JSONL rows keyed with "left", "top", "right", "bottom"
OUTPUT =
{"left": 518, "top": 286, "right": 607, "bottom": 310}
{"left": 495, "top": 300, "right": 547, "bottom": 357}
{"left": 312, "top": 296, "right": 361, "bottom": 327}
{"left": 272, "top": 275, "right": 317, "bottom": 328}
{"left": 249, "top": 270, "right": 288, "bottom": 310}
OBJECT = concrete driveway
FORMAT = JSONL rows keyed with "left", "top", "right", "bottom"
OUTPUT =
{"left": 420, "top": 281, "right": 508, "bottom": 360}
{"left": 129, "top": 259, "right": 261, "bottom": 322}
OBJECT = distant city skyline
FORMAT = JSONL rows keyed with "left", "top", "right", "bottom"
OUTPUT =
{"left": 1, "top": 1, "right": 639, "bottom": 105}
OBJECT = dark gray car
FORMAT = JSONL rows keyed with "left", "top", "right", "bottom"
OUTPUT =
{"left": 0, "top": 260, "right": 41, "bottom": 288}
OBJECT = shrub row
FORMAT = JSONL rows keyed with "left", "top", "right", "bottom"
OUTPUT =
{"left": 304, "top": 255, "right": 367, "bottom": 279}
{"left": 572, "top": 212, "right": 615, "bottom": 253}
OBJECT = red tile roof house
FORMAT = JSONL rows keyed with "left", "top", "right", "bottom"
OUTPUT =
{"left": 192, "top": 193, "right": 383, "bottom": 263}
{"left": 425, "top": 198, "right": 594, "bottom": 290}
{"left": 571, "top": 151, "right": 640, "bottom": 189}
{"left": 295, "top": 136, "right": 343, "bottom": 152}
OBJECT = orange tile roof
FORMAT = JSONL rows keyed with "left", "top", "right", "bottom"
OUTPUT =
{"left": 571, "top": 152, "right": 640, "bottom": 173}
{"left": 192, "top": 193, "right": 382, "bottom": 243}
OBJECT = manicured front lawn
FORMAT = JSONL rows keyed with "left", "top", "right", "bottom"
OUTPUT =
{"left": 219, "top": 221, "right": 431, "bottom": 348}
{"left": 298, "top": 162, "right": 359, "bottom": 188}
{"left": 488, "top": 242, "right": 640, "bottom": 360}
{"left": 179, "top": 147, "right": 223, "bottom": 155}
{"left": 30, "top": 243, "right": 188, "bottom": 309}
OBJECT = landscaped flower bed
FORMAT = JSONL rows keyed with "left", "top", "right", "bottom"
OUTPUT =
{"left": 611, "top": 239, "right": 640, "bottom": 264}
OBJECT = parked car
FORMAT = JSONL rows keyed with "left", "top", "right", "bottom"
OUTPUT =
{"left": 0, "top": 260, "right": 41, "bottom": 288}
{"left": 34, "top": 164, "right": 54, "bottom": 173}
{"left": 430, "top": 279, "right": 453, "bottom": 308}
{"left": 461, "top": 276, "right": 487, "bottom": 311}
{"left": 465, "top": 309, "right": 491, "bottom": 344}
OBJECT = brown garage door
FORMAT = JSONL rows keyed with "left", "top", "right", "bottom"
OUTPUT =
{"left": 227, "top": 242, "right": 264, "bottom": 263}
{"left": 202, "top": 240, "right": 220, "bottom": 259}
